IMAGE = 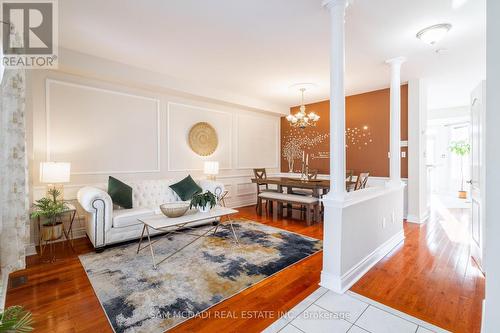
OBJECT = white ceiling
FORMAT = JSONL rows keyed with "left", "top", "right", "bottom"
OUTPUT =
{"left": 59, "top": 0, "right": 486, "bottom": 112}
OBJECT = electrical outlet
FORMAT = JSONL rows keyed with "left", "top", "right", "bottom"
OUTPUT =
{"left": 382, "top": 218, "right": 386, "bottom": 228}
{"left": 401, "top": 151, "right": 406, "bottom": 158}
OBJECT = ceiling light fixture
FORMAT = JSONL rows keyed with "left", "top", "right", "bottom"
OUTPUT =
{"left": 286, "top": 87, "right": 320, "bottom": 129}
{"left": 416, "top": 23, "right": 452, "bottom": 45}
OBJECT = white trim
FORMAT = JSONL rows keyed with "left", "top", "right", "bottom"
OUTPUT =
{"left": 166, "top": 101, "right": 233, "bottom": 172}
{"left": 234, "top": 113, "right": 280, "bottom": 170}
{"left": 406, "top": 210, "right": 430, "bottom": 224}
{"left": 45, "top": 78, "right": 161, "bottom": 174}
{"left": 320, "top": 230, "right": 405, "bottom": 293}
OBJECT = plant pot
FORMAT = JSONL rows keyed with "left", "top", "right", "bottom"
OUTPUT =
{"left": 458, "top": 190, "right": 467, "bottom": 199}
{"left": 41, "top": 222, "right": 63, "bottom": 241}
{"left": 198, "top": 204, "right": 211, "bottom": 213}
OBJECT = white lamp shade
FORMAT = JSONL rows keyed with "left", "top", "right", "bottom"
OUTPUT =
{"left": 203, "top": 161, "right": 219, "bottom": 175}
{"left": 40, "top": 162, "right": 71, "bottom": 183}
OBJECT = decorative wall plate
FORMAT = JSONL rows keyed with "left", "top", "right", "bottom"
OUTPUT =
{"left": 188, "top": 122, "right": 218, "bottom": 156}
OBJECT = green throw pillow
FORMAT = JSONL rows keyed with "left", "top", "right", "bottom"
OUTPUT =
{"left": 170, "top": 175, "right": 202, "bottom": 201}
{"left": 108, "top": 176, "right": 133, "bottom": 209}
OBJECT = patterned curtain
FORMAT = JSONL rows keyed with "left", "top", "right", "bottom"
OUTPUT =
{"left": 0, "top": 69, "right": 29, "bottom": 276}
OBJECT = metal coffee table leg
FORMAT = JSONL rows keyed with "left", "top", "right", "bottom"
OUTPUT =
{"left": 145, "top": 226, "right": 157, "bottom": 269}
{"left": 229, "top": 220, "right": 239, "bottom": 244}
{"left": 137, "top": 224, "right": 146, "bottom": 254}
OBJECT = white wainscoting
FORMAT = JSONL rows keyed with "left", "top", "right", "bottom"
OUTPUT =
{"left": 45, "top": 79, "right": 161, "bottom": 175}
{"left": 167, "top": 102, "right": 233, "bottom": 171}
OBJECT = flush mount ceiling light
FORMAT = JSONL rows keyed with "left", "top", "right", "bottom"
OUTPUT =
{"left": 416, "top": 23, "right": 452, "bottom": 45}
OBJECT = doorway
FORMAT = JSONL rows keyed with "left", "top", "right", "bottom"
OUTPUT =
{"left": 427, "top": 108, "right": 472, "bottom": 247}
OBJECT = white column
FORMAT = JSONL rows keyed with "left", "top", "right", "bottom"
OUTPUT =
{"left": 320, "top": 0, "right": 348, "bottom": 294}
{"left": 386, "top": 57, "right": 406, "bottom": 186}
{"left": 407, "top": 79, "right": 429, "bottom": 224}
{"left": 323, "top": 0, "right": 348, "bottom": 199}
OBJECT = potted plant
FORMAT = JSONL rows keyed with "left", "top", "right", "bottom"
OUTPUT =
{"left": 449, "top": 140, "right": 471, "bottom": 199}
{"left": 0, "top": 305, "right": 34, "bottom": 332}
{"left": 31, "top": 188, "right": 68, "bottom": 241}
{"left": 190, "top": 191, "right": 217, "bottom": 213}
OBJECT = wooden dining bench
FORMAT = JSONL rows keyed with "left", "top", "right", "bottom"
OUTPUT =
{"left": 257, "top": 192, "right": 320, "bottom": 225}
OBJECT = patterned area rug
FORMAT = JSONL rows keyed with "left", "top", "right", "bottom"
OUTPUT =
{"left": 79, "top": 219, "right": 322, "bottom": 333}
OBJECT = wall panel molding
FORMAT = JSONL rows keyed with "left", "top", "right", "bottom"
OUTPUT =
{"left": 45, "top": 79, "right": 161, "bottom": 175}
{"left": 167, "top": 102, "right": 233, "bottom": 171}
{"left": 236, "top": 113, "right": 279, "bottom": 169}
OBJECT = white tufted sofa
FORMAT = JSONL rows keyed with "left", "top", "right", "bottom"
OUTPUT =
{"left": 77, "top": 178, "right": 224, "bottom": 251}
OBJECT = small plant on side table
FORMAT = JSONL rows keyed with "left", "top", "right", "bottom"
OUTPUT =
{"left": 31, "top": 188, "right": 68, "bottom": 241}
{"left": 190, "top": 191, "right": 217, "bottom": 213}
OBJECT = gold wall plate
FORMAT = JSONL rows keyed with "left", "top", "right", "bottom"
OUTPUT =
{"left": 188, "top": 122, "right": 218, "bottom": 156}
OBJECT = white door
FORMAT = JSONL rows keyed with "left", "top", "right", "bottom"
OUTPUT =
{"left": 470, "top": 81, "right": 486, "bottom": 270}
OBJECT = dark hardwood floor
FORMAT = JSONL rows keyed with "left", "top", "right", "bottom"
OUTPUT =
{"left": 6, "top": 205, "right": 484, "bottom": 332}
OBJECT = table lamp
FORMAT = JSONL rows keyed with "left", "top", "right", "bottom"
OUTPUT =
{"left": 40, "top": 162, "right": 71, "bottom": 200}
{"left": 203, "top": 161, "right": 219, "bottom": 181}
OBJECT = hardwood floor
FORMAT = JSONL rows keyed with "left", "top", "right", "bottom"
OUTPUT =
{"left": 351, "top": 207, "right": 484, "bottom": 333}
{"left": 6, "top": 205, "right": 483, "bottom": 332}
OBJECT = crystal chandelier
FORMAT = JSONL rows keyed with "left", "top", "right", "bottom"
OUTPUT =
{"left": 286, "top": 88, "right": 320, "bottom": 129}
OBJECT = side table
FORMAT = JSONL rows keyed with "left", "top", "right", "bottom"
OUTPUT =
{"left": 37, "top": 203, "right": 77, "bottom": 260}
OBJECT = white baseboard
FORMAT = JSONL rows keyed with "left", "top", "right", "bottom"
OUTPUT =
{"left": 320, "top": 230, "right": 405, "bottom": 294}
{"left": 406, "top": 210, "right": 430, "bottom": 224}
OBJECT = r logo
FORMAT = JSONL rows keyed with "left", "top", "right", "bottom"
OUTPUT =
{"left": 2, "top": 2, "right": 53, "bottom": 54}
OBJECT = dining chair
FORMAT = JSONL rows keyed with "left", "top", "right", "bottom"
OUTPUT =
{"left": 253, "top": 168, "right": 278, "bottom": 193}
{"left": 346, "top": 170, "right": 354, "bottom": 182}
{"left": 291, "top": 169, "right": 318, "bottom": 196}
{"left": 354, "top": 172, "right": 370, "bottom": 191}
{"left": 293, "top": 169, "right": 319, "bottom": 220}
{"left": 307, "top": 169, "right": 318, "bottom": 180}
{"left": 253, "top": 168, "right": 277, "bottom": 213}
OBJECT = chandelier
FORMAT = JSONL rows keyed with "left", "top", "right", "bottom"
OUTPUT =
{"left": 286, "top": 88, "right": 320, "bottom": 129}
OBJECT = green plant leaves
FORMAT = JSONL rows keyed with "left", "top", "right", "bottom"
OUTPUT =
{"left": 0, "top": 306, "right": 34, "bottom": 332}
{"left": 449, "top": 140, "right": 471, "bottom": 156}
{"left": 30, "top": 190, "right": 68, "bottom": 225}
{"left": 189, "top": 191, "right": 217, "bottom": 210}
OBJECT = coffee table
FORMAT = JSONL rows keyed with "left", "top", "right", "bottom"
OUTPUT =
{"left": 136, "top": 207, "right": 239, "bottom": 269}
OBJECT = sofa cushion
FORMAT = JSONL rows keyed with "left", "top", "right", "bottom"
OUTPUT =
{"left": 113, "top": 207, "right": 155, "bottom": 228}
{"left": 169, "top": 175, "right": 202, "bottom": 201}
{"left": 130, "top": 180, "right": 178, "bottom": 208}
{"left": 108, "top": 176, "right": 133, "bottom": 209}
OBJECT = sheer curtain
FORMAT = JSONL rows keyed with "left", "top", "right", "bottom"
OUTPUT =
{"left": 0, "top": 69, "right": 29, "bottom": 289}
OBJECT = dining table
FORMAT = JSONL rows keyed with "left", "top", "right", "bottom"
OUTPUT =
{"left": 250, "top": 176, "right": 356, "bottom": 198}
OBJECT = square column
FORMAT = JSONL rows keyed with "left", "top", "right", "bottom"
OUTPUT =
{"left": 386, "top": 57, "right": 406, "bottom": 186}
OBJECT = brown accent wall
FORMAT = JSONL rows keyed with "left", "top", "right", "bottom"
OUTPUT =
{"left": 280, "top": 85, "right": 408, "bottom": 178}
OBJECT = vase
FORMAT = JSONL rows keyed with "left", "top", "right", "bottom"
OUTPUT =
{"left": 41, "top": 222, "right": 63, "bottom": 241}
{"left": 198, "top": 204, "right": 211, "bottom": 213}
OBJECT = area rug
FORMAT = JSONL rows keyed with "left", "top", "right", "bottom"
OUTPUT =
{"left": 79, "top": 219, "right": 322, "bottom": 333}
